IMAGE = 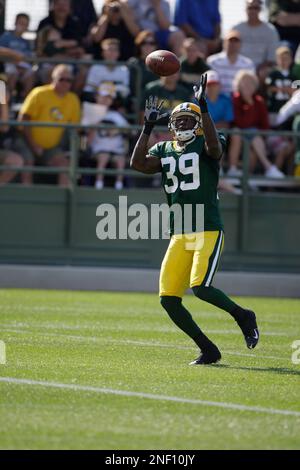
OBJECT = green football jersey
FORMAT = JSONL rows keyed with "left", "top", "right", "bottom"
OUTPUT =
{"left": 149, "top": 134, "right": 226, "bottom": 234}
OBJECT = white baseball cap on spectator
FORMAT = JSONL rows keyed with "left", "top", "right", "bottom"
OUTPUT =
{"left": 206, "top": 70, "right": 220, "bottom": 86}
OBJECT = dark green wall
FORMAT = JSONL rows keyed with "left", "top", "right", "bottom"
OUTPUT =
{"left": 0, "top": 186, "right": 299, "bottom": 273}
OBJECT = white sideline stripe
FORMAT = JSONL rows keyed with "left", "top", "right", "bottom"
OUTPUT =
{"left": 0, "top": 323, "right": 291, "bottom": 336}
{"left": 0, "top": 377, "right": 299, "bottom": 418}
{"left": 1, "top": 328, "right": 288, "bottom": 361}
{"left": 205, "top": 231, "right": 223, "bottom": 287}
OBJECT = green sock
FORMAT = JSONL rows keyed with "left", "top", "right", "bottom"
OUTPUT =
{"left": 160, "top": 296, "right": 213, "bottom": 349}
{"left": 192, "top": 285, "right": 240, "bottom": 316}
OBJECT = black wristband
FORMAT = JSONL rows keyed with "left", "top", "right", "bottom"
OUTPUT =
{"left": 142, "top": 122, "right": 155, "bottom": 136}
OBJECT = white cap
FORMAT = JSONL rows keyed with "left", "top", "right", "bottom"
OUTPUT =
{"left": 206, "top": 70, "right": 220, "bottom": 85}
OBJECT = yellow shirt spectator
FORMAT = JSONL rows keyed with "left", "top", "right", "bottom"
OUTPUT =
{"left": 20, "top": 84, "right": 81, "bottom": 149}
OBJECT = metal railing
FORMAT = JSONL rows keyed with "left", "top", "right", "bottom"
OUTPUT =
{"left": 1, "top": 120, "right": 299, "bottom": 179}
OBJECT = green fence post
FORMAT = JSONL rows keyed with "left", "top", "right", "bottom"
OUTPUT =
{"left": 67, "top": 128, "right": 79, "bottom": 249}
{"left": 240, "top": 135, "right": 250, "bottom": 253}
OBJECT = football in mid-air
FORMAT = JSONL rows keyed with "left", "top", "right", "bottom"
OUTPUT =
{"left": 145, "top": 50, "right": 180, "bottom": 77}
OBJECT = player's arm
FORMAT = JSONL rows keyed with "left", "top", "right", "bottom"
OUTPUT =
{"left": 194, "top": 74, "right": 223, "bottom": 160}
{"left": 130, "top": 133, "right": 161, "bottom": 174}
{"left": 130, "top": 96, "right": 168, "bottom": 174}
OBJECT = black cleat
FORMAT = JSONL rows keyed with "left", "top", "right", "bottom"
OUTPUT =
{"left": 189, "top": 343, "right": 221, "bottom": 365}
{"left": 236, "top": 309, "right": 259, "bottom": 349}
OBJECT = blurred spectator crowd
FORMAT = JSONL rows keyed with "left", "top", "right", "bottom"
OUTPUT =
{"left": 0, "top": 0, "right": 300, "bottom": 190}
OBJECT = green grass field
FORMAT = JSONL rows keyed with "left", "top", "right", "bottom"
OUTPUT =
{"left": 0, "top": 289, "right": 300, "bottom": 450}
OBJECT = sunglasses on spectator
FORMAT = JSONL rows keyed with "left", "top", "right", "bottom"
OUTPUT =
{"left": 58, "top": 77, "right": 73, "bottom": 83}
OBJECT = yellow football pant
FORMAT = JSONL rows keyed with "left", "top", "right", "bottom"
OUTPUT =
{"left": 159, "top": 231, "right": 224, "bottom": 298}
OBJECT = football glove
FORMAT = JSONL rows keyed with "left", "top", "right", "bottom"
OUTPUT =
{"left": 143, "top": 95, "right": 169, "bottom": 135}
{"left": 193, "top": 74, "right": 208, "bottom": 113}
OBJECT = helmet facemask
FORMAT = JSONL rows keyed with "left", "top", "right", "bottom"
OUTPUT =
{"left": 168, "top": 103, "right": 202, "bottom": 142}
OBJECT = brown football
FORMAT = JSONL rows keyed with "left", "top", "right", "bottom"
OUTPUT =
{"left": 145, "top": 50, "right": 180, "bottom": 77}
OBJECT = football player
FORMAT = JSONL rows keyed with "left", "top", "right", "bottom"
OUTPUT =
{"left": 130, "top": 74, "right": 259, "bottom": 364}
